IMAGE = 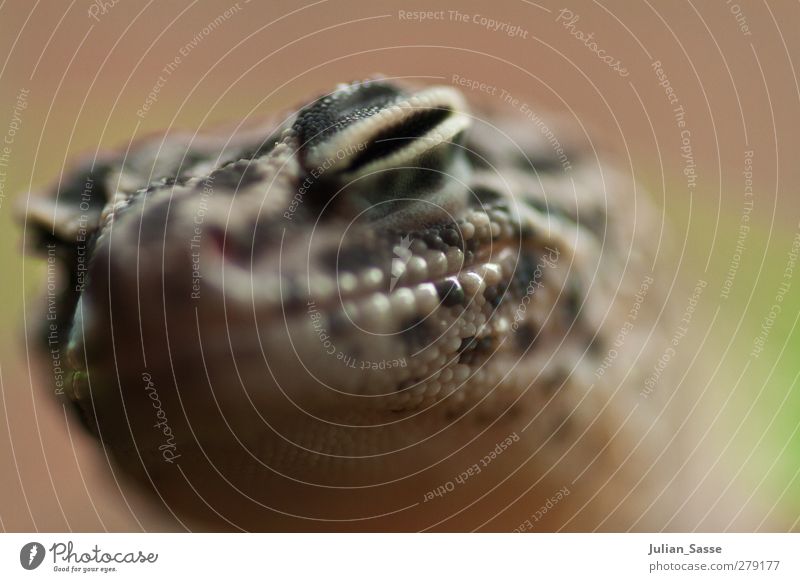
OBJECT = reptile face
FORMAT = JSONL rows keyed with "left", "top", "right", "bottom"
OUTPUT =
{"left": 23, "top": 78, "right": 673, "bottom": 530}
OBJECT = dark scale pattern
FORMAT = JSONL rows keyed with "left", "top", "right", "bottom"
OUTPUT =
{"left": 294, "top": 81, "right": 404, "bottom": 150}
{"left": 483, "top": 284, "right": 504, "bottom": 308}
{"left": 440, "top": 226, "right": 464, "bottom": 250}
{"left": 457, "top": 336, "right": 475, "bottom": 354}
{"left": 414, "top": 221, "right": 466, "bottom": 254}
{"left": 462, "top": 232, "right": 483, "bottom": 256}
{"left": 419, "top": 229, "right": 446, "bottom": 252}
{"left": 457, "top": 336, "right": 494, "bottom": 365}
{"left": 435, "top": 278, "right": 465, "bottom": 307}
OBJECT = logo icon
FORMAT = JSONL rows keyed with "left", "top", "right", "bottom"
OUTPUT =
{"left": 20, "top": 542, "right": 46, "bottom": 570}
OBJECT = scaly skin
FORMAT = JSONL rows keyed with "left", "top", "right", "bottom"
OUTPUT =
{"left": 24, "top": 78, "right": 715, "bottom": 531}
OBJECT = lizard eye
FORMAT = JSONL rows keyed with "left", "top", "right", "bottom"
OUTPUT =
{"left": 344, "top": 106, "right": 453, "bottom": 173}
{"left": 295, "top": 81, "right": 471, "bottom": 178}
{"left": 294, "top": 81, "right": 473, "bottom": 224}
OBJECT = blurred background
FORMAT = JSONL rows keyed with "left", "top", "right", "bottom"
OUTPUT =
{"left": 0, "top": 0, "right": 798, "bottom": 531}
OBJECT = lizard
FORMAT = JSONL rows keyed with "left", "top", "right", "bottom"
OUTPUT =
{"left": 21, "top": 76, "right": 730, "bottom": 531}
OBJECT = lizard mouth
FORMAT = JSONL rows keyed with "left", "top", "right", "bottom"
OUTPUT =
{"left": 194, "top": 199, "right": 556, "bottom": 417}
{"left": 299, "top": 84, "right": 471, "bottom": 177}
{"left": 208, "top": 206, "right": 529, "bottom": 335}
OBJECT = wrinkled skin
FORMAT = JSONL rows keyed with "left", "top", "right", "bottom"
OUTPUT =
{"left": 23, "top": 78, "right": 721, "bottom": 531}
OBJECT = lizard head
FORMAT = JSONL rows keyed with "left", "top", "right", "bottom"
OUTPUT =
{"left": 23, "top": 78, "right": 599, "bottom": 527}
